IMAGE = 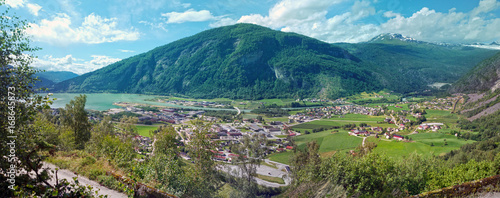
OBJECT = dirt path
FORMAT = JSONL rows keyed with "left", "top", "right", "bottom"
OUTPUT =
{"left": 42, "top": 162, "right": 128, "bottom": 198}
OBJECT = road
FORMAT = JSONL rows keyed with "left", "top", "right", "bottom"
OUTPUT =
{"left": 234, "top": 106, "right": 241, "bottom": 116}
{"left": 220, "top": 159, "right": 291, "bottom": 188}
{"left": 41, "top": 162, "right": 128, "bottom": 198}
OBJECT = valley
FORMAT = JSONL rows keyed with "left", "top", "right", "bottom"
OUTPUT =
{"left": 4, "top": 3, "right": 500, "bottom": 196}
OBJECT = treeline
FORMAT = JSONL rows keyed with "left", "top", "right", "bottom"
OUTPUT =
{"left": 457, "top": 109, "right": 500, "bottom": 141}
{"left": 303, "top": 126, "right": 339, "bottom": 134}
{"left": 203, "top": 110, "right": 240, "bottom": 121}
{"left": 352, "top": 98, "right": 400, "bottom": 105}
{"left": 284, "top": 141, "right": 500, "bottom": 197}
{"left": 251, "top": 106, "right": 289, "bottom": 117}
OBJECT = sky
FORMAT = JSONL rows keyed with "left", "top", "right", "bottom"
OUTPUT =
{"left": 3, "top": 0, "right": 500, "bottom": 74}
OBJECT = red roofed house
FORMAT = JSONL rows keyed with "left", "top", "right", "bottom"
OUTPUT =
{"left": 393, "top": 134, "right": 404, "bottom": 141}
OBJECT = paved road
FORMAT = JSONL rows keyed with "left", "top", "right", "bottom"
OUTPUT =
{"left": 221, "top": 159, "right": 291, "bottom": 188}
{"left": 42, "top": 163, "right": 128, "bottom": 198}
{"left": 234, "top": 107, "right": 241, "bottom": 116}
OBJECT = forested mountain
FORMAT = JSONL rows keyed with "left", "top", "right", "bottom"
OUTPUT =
{"left": 37, "top": 71, "right": 79, "bottom": 83}
{"left": 451, "top": 52, "right": 500, "bottom": 93}
{"left": 52, "top": 23, "right": 497, "bottom": 99}
{"left": 449, "top": 52, "right": 500, "bottom": 120}
{"left": 335, "top": 34, "right": 497, "bottom": 93}
{"left": 34, "top": 71, "right": 78, "bottom": 90}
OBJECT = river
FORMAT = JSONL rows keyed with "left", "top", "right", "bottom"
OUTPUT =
{"left": 43, "top": 93, "right": 238, "bottom": 111}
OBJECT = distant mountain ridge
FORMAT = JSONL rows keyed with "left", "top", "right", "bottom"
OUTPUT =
{"left": 34, "top": 71, "right": 79, "bottom": 90}
{"left": 51, "top": 23, "right": 498, "bottom": 99}
{"left": 37, "top": 71, "right": 79, "bottom": 83}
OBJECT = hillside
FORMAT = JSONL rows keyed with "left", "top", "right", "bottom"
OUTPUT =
{"left": 34, "top": 71, "right": 79, "bottom": 90}
{"left": 52, "top": 23, "right": 378, "bottom": 99}
{"left": 52, "top": 24, "right": 497, "bottom": 99}
{"left": 450, "top": 52, "right": 500, "bottom": 120}
{"left": 451, "top": 52, "right": 500, "bottom": 93}
{"left": 37, "top": 71, "right": 79, "bottom": 83}
{"left": 335, "top": 33, "right": 497, "bottom": 93}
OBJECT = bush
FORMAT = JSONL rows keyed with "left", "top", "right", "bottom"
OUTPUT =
{"left": 80, "top": 156, "right": 97, "bottom": 166}
{"left": 88, "top": 168, "right": 105, "bottom": 180}
{"left": 97, "top": 175, "right": 124, "bottom": 191}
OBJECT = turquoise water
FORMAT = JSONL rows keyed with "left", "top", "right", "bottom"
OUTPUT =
{"left": 44, "top": 93, "right": 237, "bottom": 111}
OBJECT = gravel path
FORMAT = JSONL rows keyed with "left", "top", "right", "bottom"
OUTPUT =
{"left": 42, "top": 162, "right": 128, "bottom": 198}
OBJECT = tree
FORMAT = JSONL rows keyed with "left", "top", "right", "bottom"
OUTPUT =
{"left": 0, "top": 2, "right": 98, "bottom": 196}
{"left": 228, "top": 134, "right": 267, "bottom": 197}
{"left": 60, "top": 94, "right": 91, "bottom": 150}
{"left": 146, "top": 125, "right": 187, "bottom": 196}
{"left": 117, "top": 115, "right": 138, "bottom": 137}
{"left": 184, "top": 120, "right": 222, "bottom": 197}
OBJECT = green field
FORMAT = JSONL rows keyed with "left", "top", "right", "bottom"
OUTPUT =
{"left": 387, "top": 104, "right": 410, "bottom": 111}
{"left": 136, "top": 125, "right": 161, "bottom": 137}
{"left": 424, "top": 110, "right": 459, "bottom": 124}
{"left": 268, "top": 130, "right": 363, "bottom": 164}
{"left": 328, "top": 114, "right": 386, "bottom": 122}
{"left": 371, "top": 132, "right": 473, "bottom": 158}
{"left": 292, "top": 119, "right": 393, "bottom": 133}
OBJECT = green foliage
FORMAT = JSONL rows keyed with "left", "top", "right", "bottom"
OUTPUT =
{"left": 110, "top": 111, "right": 141, "bottom": 120}
{"left": 53, "top": 24, "right": 378, "bottom": 99}
{"left": 251, "top": 107, "right": 289, "bottom": 117}
{"left": 60, "top": 94, "right": 92, "bottom": 149}
{"left": 457, "top": 109, "right": 500, "bottom": 140}
{"left": 451, "top": 51, "right": 500, "bottom": 93}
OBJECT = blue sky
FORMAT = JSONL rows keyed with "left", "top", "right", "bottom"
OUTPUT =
{"left": 3, "top": 0, "right": 500, "bottom": 74}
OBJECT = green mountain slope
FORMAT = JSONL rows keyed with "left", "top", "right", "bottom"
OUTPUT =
{"left": 451, "top": 51, "right": 500, "bottom": 93}
{"left": 449, "top": 52, "right": 500, "bottom": 120}
{"left": 37, "top": 71, "right": 79, "bottom": 83}
{"left": 335, "top": 33, "right": 497, "bottom": 93}
{"left": 53, "top": 23, "right": 378, "bottom": 99}
{"left": 52, "top": 24, "right": 497, "bottom": 99}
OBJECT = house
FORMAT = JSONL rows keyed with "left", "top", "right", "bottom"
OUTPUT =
{"left": 265, "top": 127, "right": 282, "bottom": 135}
{"left": 249, "top": 124, "right": 263, "bottom": 132}
{"left": 349, "top": 129, "right": 370, "bottom": 136}
{"left": 393, "top": 134, "right": 404, "bottom": 141}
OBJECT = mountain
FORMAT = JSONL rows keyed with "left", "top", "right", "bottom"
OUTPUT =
{"left": 449, "top": 52, "right": 500, "bottom": 120}
{"left": 335, "top": 34, "right": 497, "bottom": 93}
{"left": 52, "top": 24, "right": 498, "bottom": 99}
{"left": 451, "top": 52, "right": 500, "bottom": 93}
{"left": 33, "top": 71, "right": 78, "bottom": 90}
{"left": 37, "top": 71, "right": 79, "bottom": 83}
{"left": 52, "top": 23, "right": 378, "bottom": 99}
{"left": 34, "top": 76, "right": 55, "bottom": 90}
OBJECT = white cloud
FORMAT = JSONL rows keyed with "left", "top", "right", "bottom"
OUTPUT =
{"left": 4, "top": 0, "right": 24, "bottom": 8}
{"left": 237, "top": 0, "right": 378, "bottom": 43}
{"left": 238, "top": 0, "right": 344, "bottom": 28}
{"left": 234, "top": 0, "right": 500, "bottom": 44}
{"left": 119, "top": 49, "right": 135, "bottom": 53}
{"left": 33, "top": 55, "right": 121, "bottom": 74}
{"left": 162, "top": 9, "right": 215, "bottom": 23}
{"left": 470, "top": 0, "right": 500, "bottom": 16}
{"left": 209, "top": 17, "right": 237, "bottom": 28}
{"left": 380, "top": 3, "right": 500, "bottom": 43}
{"left": 26, "top": 13, "right": 140, "bottom": 45}
{"left": 139, "top": 20, "right": 168, "bottom": 32}
{"left": 27, "top": 3, "right": 42, "bottom": 16}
